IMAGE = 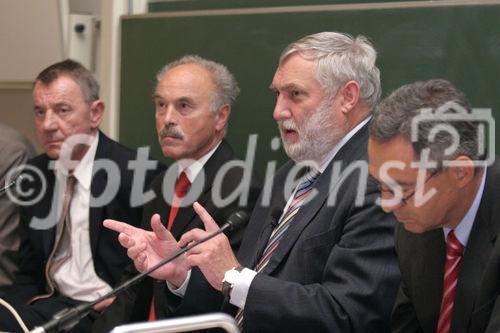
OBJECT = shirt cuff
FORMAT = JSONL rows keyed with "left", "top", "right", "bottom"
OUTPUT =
{"left": 166, "top": 269, "right": 191, "bottom": 297}
{"left": 229, "top": 268, "right": 257, "bottom": 309}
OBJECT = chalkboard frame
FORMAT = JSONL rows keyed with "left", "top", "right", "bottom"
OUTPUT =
{"left": 120, "top": 2, "right": 500, "bottom": 174}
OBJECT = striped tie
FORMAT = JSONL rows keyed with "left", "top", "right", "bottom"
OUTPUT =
{"left": 255, "top": 169, "right": 320, "bottom": 272}
{"left": 235, "top": 169, "right": 320, "bottom": 327}
{"left": 436, "top": 230, "right": 464, "bottom": 333}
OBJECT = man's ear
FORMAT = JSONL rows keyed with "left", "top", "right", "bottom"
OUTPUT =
{"left": 215, "top": 104, "right": 231, "bottom": 132}
{"left": 90, "top": 100, "right": 105, "bottom": 129}
{"left": 450, "top": 156, "right": 475, "bottom": 188}
{"left": 338, "top": 80, "right": 360, "bottom": 114}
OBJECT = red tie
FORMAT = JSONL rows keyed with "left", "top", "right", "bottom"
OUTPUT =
{"left": 436, "top": 230, "right": 464, "bottom": 333}
{"left": 149, "top": 171, "right": 191, "bottom": 321}
{"left": 167, "top": 172, "right": 191, "bottom": 230}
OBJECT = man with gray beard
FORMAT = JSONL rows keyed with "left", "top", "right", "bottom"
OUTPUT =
{"left": 107, "top": 32, "right": 399, "bottom": 332}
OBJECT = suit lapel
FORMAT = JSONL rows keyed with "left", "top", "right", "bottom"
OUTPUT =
{"left": 248, "top": 196, "right": 288, "bottom": 269}
{"left": 40, "top": 158, "right": 58, "bottom": 256}
{"left": 261, "top": 169, "right": 330, "bottom": 275}
{"left": 89, "top": 132, "right": 108, "bottom": 255}
{"left": 169, "top": 140, "right": 233, "bottom": 237}
{"left": 169, "top": 194, "right": 202, "bottom": 237}
{"left": 451, "top": 166, "right": 500, "bottom": 332}
{"left": 452, "top": 213, "right": 494, "bottom": 332}
{"left": 411, "top": 230, "right": 446, "bottom": 333}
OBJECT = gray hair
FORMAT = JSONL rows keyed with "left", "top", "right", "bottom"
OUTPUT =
{"left": 370, "top": 79, "right": 484, "bottom": 166}
{"left": 156, "top": 55, "right": 240, "bottom": 112}
{"left": 35, "top": 59, "right": 99, "bottom": 105}
{"left": 279, "top": 31, "right": 381, "bottom": 109}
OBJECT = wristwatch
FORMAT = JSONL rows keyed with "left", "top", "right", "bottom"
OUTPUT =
{"left": 222, "top": 266, "right": 244, "bottom": 299}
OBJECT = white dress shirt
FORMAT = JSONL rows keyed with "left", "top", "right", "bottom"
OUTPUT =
{"left": 443, "top": 168, "right": 487, "bottom": 248}
{"left": 52, "top": 133, "right": 113, "bottom": 301}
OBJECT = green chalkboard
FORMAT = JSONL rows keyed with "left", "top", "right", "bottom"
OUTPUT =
{"left": 148, "top": 0, "right": 425, "bottom": 12}
{"left": 120, "top": 4, "right": 500, "bottom": 175}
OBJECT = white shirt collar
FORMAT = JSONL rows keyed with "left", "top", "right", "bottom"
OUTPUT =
{"left": 177, "top": 141, "right": 222, "bottom": 183}
{"left": 317, "top": 116, "right": 371, "bottom": 173}
{"left": 443, "top": 168, "right": 487, "bottom": 247}
{"left": 55, "top": 132, "right": 99, "bottom": 190}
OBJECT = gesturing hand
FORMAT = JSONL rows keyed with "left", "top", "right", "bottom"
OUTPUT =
{"left": 104, "top": 214, "right": 190, "bottom": 286}
{"left": 179, "top": 202, "right": 240, "bottom": 291}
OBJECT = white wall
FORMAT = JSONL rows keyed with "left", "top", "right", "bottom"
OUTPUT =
{"left": 0, "top": 0, "right": 64, "bottom": 82}
{"left": 0, "top": 0, "right": 64, "bottom": 150}
{"left": 0, "top": 0, "right": 149, "bottom": 148}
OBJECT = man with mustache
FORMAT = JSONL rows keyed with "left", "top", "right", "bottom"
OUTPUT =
{"left": 368, "top": 79, "right": 500, "bottom": 333}
{"left": 92, "top": 55, "right": 262, "bottom": 332}
{"left": 106, "top": 32, "right": 400, "bottom": 332}
{"left": 0, "top": 60, "right": 162, "bottom": 332}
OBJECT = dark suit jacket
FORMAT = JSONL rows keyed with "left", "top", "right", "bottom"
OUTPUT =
{"left": 178, "top": 123, "right": 400, "bottom": 332}
{"left": 92, "top": 140, "right": 262, "bottom": 332}
{"left": 391, "top": 158, "right": 500, "bottom": 333}
{"left": 4, "top": 132, "right": 162, "bottom": 303}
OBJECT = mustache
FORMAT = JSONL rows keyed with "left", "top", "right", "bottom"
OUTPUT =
{"left": 279, "top": 119, "right": 299, "bottom": 132}
{"left": 159, "top": 125, "right": 184, "bottom": 140}
{"left": 42, "top": 133, "right": 65, "bottom": 142}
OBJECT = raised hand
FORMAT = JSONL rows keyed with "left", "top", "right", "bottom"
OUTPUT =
{"left": 179, "top": 202, "right": 240, "bottom": 291}
{"left": 104, "top": 214, "right": 190, "bottom": 286}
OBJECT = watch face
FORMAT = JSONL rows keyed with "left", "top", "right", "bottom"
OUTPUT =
{"left": 225, "top": 269, "right": 240, "bottom": 284}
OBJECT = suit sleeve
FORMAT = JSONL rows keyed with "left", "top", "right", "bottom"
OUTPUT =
{"left": 391, "top": 282, "right": 423, "bottom": 333}
{"left": 0, "top": 141, "right": 34, "bottom": 293}
{"left": 91, "top": 264, "right": 153, "bottom": 332}
{"left": 241, "top": 183, "right": 399, "bottom": 333}
{"left": 485, "top": 298, "right": 500, "bottom": 333}
{"left": 390, "top": 225, "right": 423, "bottom": 333}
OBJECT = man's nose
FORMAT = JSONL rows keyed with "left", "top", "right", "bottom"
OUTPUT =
{"left": 162, "top": 105, "right": 177, "bottom": 126}
{"left": 273, "top": 95, "right": 292, "bottom": 121}
{"left": 41, "top": 109, "right": 59, "bottom": 131}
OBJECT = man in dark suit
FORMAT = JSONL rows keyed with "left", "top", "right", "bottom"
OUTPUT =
{"left": 368, "top": 79, "right": 500, "bottom": 333}
{"left": 0, "top": 60, "right": 162, "bottom": 332}
{"left": 91, "top": 55, "right": 262, "bottom": 332}
{"left": 107, "top": 32, "right": 400, "bottom": 332}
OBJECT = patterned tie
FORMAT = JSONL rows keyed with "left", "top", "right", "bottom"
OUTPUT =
{"left": 235, "top": 169, "right": 320, "bottom": 327}
{"left": 255, "top": 169, "right": 320, "bottom": 272}
{"left": 149, "top": 171, "right": 190, "bottom": 320}
{"left": 436, "top": 230, "right": 464, "bottom": 333}
{"left": 30, "top": 174, "right": 77, "bottom": 303}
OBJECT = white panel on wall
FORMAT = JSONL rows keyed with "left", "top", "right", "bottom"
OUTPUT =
{"left": 0, "top": 0, "right": 64, "bottom": 82}
{"left": 68, "top": 14, "right": 95, "bottom": 70}
{"left": 69, "top": 0, "right": 101, "bottom": 15}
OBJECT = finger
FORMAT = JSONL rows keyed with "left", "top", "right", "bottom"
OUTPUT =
{"left": 93, "top": 296, "right": 116, "bottom": 312}
{"left": 185, "top": 253, "right": 211, "bottom": 272}
{"left": 135, "top": 252, "right": 148, "bottom": 272}
{"left": 185, "top": 242, "right": 211, "bottom": 256}
{"left": 151, "top": 213, "right": 174, "bottom": 241}
{"left": 118, "top": 233, "right": 135, "bottom": 249}
{"left": 127, "top": 242, "right": 147, "bottom": 260}
{"left": 178, "top": 228, "right": 209, "bottom": 248}
{"left": 193, "top": 202, "right": 219, "bottom": 233}
{"left": 104, "top": 219, "right": 135, "bottom": 235}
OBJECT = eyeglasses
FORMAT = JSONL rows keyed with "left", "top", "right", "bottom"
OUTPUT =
{"left": 378, "top": 169, "right": 441, "bottom": 206}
